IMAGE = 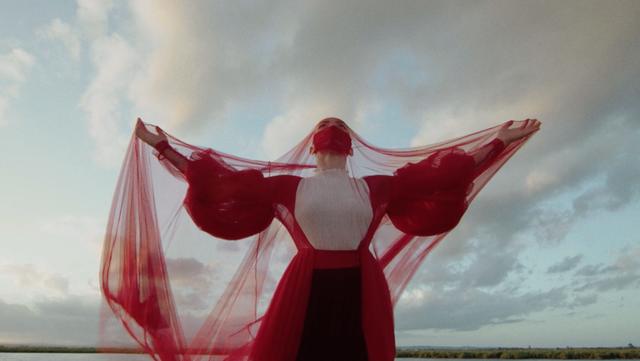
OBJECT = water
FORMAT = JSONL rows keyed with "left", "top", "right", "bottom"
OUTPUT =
{"left": 0, "top": 355, "right": 144, "bottom": 361}
{"left": 0, "top": 354, "right": 427, "bottom": 361}
{"left": 0, "top": 355, "right": 146, "bottom": 361}
{"left": 0, "top": 356, "right": 429, "bottom": 361}
{"left": 0, "top": 355, "right": 434, "bottom": 360}
{"left": 1, "top": 355, "right": 638, "bottom": 361}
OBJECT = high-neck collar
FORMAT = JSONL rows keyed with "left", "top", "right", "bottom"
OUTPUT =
{"left": 313, "top": 167, "right": 349, "bottom": 176}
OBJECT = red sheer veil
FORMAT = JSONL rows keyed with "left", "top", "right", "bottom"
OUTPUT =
{"left": 99, "top": 117, "right": 537, "bottom": 360}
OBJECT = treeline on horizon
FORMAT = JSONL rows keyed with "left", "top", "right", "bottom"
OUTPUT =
{"left": 1, "top": 344, "right": 639, "bottom": 359}
{"left": 396, "top": 347, "right": 640, "bottom": 359}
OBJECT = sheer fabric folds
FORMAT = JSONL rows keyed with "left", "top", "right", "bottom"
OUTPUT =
{"left": 99, "top": 119, "right": 536, "bottom": 361}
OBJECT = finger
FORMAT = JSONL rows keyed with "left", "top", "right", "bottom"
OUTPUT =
{"left": 521, "top": 119, "right": 530, "bottom": 129}
{"left": 531, "top": 119, "right": 540, "bottom": 129}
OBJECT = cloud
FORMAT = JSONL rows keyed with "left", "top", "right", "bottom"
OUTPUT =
{"left": 166, "top": 257, "right": 216, "bottom": 288}
{"left": 37, "top": 0, "right": 135, "bottom": 167}
{"left": 76, "top": 0, "right": 114, "bottom": 39}
{"left": 80, "top": 33, "right": 138, "bottom": 167}
{"left": 573, "top": 245, "right": 640, "bottom": 292}
{"left": 0, "top": 264, "right": 69, "bottom": 295}
{"left": 572, "top": 147, "right": 640, "bottom": 217}
{"left": 35, "top": 1, "right": 129, "bottom": 167}
{"left": 37, "top": 18, "right": 81, "bottom": 60}
{"left": 39, "top": 214, "right": 105, "bottom": 253}
{"left": 547, "top": 255, "right": 583, "bottom": 274}
{"left": 163, "top": 255, "right": 265, "bottom": 314}
{"left": 414, "top": 242, "right": 528, "bottom": 291}
{"left": 0, "top": 296, "right": 101, "bottom": 346}
{"left": 0, "top": 49, "right": 34, "bottom": 83}
{"left": 392, "top": 243, "right": 639, "bottom": 331}
{"left": 575, "top": 274, "right": 640, "bottom": 293}
{"left": 126, "top": 0, "right": 298, "bottom": 130}
{"left": 261, "top": 101, "right": 333, "bottom": 158}
{"left": 575, "top": 263, "right": 618, "bottom": 277}
{"left": 0, "top": 48, "right": 35, "bottom": 125}
{"left": 395, "top": 286, "right": 567, "bottom": 331}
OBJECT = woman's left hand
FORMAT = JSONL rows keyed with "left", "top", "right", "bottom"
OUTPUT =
{"left": 135, "top": 117, "right": 167, "bottom": 147}
{"left": 497, "top": 118, "right": 541, "bottom": 145}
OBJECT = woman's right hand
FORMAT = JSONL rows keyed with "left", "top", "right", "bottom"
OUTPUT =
{"left": 135, "top": 117, "right": 167, "bottom": 147}
{"left": 497, "top": 119, "right": 541, "bottom": 145}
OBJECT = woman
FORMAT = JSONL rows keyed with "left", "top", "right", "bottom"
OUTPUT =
{"left": 100, "top": 116, "right": 540, "bottom": 361}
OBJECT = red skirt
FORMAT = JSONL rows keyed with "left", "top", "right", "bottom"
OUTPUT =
{"left": 295, "top": 266, "right": 369, "bottom": 361}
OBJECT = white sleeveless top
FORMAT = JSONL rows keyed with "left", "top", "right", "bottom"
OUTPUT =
{"left": 294, "top": 168, "right": 373, "bottom": 250}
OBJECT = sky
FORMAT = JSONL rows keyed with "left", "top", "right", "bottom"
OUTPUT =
{"left": 1, "top": 0, "right": 639, "bottom": 349}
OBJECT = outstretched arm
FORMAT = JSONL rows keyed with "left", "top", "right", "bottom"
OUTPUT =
{"left": 135, "top": 118, "right": 188, "bottom": 174}
{"left": 385, "top": 119, "right": 541, "bottom": 236}
{"left": 135, "top": 117, "right": 295, "bottom": 240}
{"left": 153, "top": 140, "right": 188, "bottom": 174}
{"left": 470, "top": 138, "right": 505, "bottom": 164}
{"left": 468, "top": 118, "right": 541, "bottom": 176}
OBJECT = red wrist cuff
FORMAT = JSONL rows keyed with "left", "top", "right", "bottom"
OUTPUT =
{"left": 154, "top": 140, "right": 171, "bottom": 153}
{"left": 154, "top": 140, "right": 171, "bottom": 160}
{"left": 492, "top": 138, "right": 506, "bottom": 150}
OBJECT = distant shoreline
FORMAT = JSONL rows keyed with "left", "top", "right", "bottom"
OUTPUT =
{"left": 0, "top": 345, "right": 142, "bottom": 354}
{"left": 1, "top": 345, "right": 639, "bottom": 358}
{"left": 396, "top": 347, "right": 640, "bottom": 359}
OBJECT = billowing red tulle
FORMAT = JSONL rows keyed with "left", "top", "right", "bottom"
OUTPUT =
{"left": 99, "top": 119, "right": 535, "bottom": 361}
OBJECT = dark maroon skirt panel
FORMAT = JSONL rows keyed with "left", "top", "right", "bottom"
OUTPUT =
{"left": 295, "top": 266, "right": 369, "bottom": 361}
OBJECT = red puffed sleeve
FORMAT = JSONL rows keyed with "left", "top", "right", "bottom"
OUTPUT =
{"left": 182, "top": 148, "right": 276, "bottom": 240}
{"left": 387, "top": 138, "right": 506, "bottom": 236}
